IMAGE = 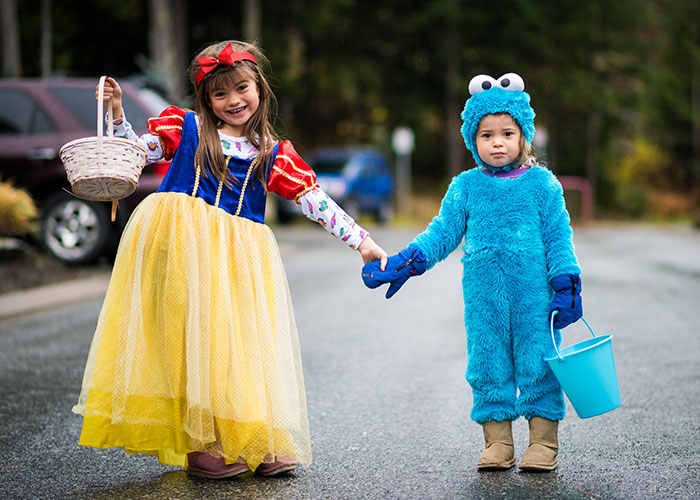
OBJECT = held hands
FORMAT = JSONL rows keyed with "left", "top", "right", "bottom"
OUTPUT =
{"left": 95, "top": 76, "right": 123, "bottom": 120}
{"left": 548, "top": 274, "right": 582, "bottom": 329}
{"left": 362, "top": 245, "right": 427, "bottom": 299}
{"left": 357, "top": 236, "right": 388, "bottom": 269}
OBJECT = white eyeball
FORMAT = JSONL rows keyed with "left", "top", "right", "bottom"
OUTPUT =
{"left": 468, "top": 75, "right": 497, "bottom": 95}
{"left": 496, "top": 73, "right": 525, "bottom": 92}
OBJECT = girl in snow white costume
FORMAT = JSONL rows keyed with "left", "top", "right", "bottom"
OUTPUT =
{"left": 72, "top": 40, "right": 387, "bottom": 479}
{"left": 362, "top": 73, "right": 583, "bottom": 471}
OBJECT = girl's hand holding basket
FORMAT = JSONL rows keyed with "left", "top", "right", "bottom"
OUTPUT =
{"left": 59, "top": 76, "right": 148, "bottom": 220}
{"left": 97, "top": 77, "right": 124, "bottom": 121}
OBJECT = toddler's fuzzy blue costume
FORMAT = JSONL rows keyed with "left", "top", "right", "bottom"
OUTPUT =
{"left": 363, "top": 74, "right": 582, "bottom": 425}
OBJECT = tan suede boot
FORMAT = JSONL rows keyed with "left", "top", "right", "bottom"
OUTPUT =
{"left": 518, "top": 416, "right": 559, "bottom": 471}
{"left": 477, "top": 420, "right": 516, "bottom": 470}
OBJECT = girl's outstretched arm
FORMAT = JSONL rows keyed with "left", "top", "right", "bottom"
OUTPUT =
{"left": 269, "top": 142, "right": 378, "bottom": 253}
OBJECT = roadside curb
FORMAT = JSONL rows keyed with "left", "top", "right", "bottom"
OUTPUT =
{"left": 0, "top": 273, "right": 110, "bottom": 325}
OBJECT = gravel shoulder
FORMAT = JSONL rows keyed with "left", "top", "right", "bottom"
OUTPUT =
{"left": 0, "top": 239, "right": 111, "bottom": 296}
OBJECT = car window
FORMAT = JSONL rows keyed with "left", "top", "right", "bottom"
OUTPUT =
{"left": 120, "top": 93, "right": 152, "bottom": 129}
{"left": 0, "top": 88, "right": 54, "bottom": 135}
{"left": 48, "top": 86, "right": 151, "bottom": 131}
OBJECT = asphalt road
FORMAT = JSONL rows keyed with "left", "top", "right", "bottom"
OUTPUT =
{"left": 1, "top": 223, "right": 699, "bottom": 500}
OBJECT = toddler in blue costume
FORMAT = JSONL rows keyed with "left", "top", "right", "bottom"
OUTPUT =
{"left": 362, "top": 73, "right": 582, "bottom": 471}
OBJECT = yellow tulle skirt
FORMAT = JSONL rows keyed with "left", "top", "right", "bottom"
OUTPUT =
{"left": 72, "top": 192, "right": 311, "bottom": 469}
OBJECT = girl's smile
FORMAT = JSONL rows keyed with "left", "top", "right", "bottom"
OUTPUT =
{"left": 208, "top": 78, "right": 260, "bottom": 136}
{"left": 475, "top": 114, "right": 522, "bottom": 168}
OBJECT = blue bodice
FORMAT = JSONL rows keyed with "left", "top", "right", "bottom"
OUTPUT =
{"left": 156, "top": 112, "right": 276, "bottom": 224}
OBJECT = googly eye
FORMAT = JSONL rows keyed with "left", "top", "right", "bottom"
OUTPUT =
{"left": 496, "top": 73, "right": 525, "bottom": 92}
{"left": 468, "top": 75, "right": 498, "bottom": 95}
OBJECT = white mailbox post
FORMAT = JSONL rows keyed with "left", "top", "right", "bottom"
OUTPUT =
{"left": 392, "top": 126, "right": 415, "bottom": 215}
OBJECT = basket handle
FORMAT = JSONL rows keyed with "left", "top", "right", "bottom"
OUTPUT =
{"left": 97, "top": 75, "right": 117, "bottom": 220}
{"left": 550, "top": 311, "right": 596, "bottom": 361}
{"left": 96, "top": 75, "right": 114, "bottom": 147}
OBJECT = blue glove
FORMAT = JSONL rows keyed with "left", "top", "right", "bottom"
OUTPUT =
{"left": 362, "top": 246, "right": 427, "bottom": 299}
{"left": 549, "top": 274, "right": 582, "bottom": 329}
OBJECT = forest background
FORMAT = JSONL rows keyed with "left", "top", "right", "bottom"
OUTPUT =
{"left": 3, "top": 0, "right": 699, "bottom": 221}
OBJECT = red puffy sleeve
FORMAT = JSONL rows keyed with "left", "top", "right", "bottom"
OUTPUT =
{"left": 267, "top": 140, "right": 319, "bottom": 202}
{"left": 146, "top": 105, "right": 187, "bottom": 160}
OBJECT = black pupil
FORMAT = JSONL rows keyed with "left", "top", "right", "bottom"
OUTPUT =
{"left": 501, "top": 78, "right": 511, "bottom": 87}
{"left": 481, "top": 81, "right": 492, "bottom": 90}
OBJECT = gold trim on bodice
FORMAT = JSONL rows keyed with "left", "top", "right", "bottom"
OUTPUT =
{"left": 192, "top": 121, "right": 259, "bottom": 211}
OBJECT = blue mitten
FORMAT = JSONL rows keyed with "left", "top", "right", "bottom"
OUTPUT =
{"left": 549, "top": 274, "right": 582, "bottom": 329}
{"left": 362, "top": 246, "right": 427, "bottom": 299}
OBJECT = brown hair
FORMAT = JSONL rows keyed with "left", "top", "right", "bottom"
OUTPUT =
{"left": 187, "top": 40, "right": 278, "bottom": 188}
{"left": 518, "top": 133, "right": 537, "bottom": 166}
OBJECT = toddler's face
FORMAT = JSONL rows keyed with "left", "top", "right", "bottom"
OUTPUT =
{"left": 475, "top": 114, "right": 522, "bottom": 168}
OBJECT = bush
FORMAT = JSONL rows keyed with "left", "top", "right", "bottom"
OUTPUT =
{"left": 0, "top": 179, "right": 39, "bottom": 237}
{"left": 615, "top": 138, "right": 671, "bottom": 188}
{"left": 610, "top": 138, "right": 696, "bottom": 219}
{"left": 615, "top": 185, "right": 648, "bottom": 218}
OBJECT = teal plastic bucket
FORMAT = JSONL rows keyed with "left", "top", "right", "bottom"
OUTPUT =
{"left": 544, "top": 315, "right": 621, "bottom": 419}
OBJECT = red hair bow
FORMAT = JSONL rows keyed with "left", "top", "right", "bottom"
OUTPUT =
{"left": 195, "top": 43, "right": 257, "bottom": 87}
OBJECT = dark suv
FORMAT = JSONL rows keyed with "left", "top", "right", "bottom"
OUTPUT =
{"left": 0, "top": 78, "right": 170, "bottom": 264}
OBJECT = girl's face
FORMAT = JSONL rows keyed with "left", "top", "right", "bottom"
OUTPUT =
{"left": 475, "top": 114, "right": 522, "bottom": 168}
{"left": 207, "top": 76, "right": 260, "bottom": 137}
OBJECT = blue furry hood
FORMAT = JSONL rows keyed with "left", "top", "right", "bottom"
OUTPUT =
{"left": 460, "top": 86, "right": 536, "bottom": 168}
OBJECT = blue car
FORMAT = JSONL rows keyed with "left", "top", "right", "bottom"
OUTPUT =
{"left": 275, "top": 146, "right": 394, "bottom": 224}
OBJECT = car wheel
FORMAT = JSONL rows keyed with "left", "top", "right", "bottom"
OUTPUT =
{"left": 40, "top": 192, "right": 113, "bottom": 264}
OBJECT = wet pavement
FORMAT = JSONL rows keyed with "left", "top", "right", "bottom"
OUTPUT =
{"left": 1, "top": 223, "right": 699, "bottom": 499}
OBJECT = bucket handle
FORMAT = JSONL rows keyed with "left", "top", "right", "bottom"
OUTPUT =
{"left": 550, "top": 312, "right": 596, "bottom": 361}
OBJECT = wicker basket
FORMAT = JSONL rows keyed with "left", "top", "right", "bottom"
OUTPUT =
{"left": 60, "top": 76, "right": 148, "bottom": 204}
